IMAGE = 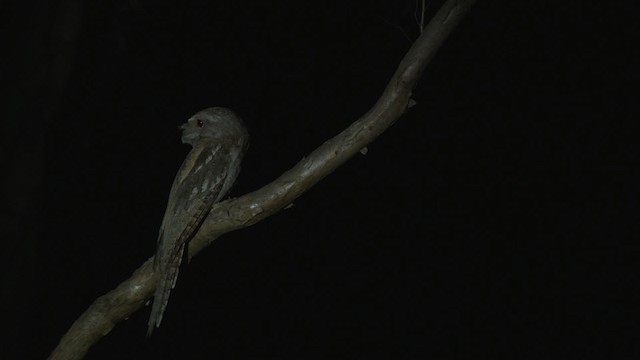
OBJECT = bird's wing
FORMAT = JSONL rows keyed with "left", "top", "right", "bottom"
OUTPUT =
{"left": 147, "top": 144, "right": 232, "bottom": 335}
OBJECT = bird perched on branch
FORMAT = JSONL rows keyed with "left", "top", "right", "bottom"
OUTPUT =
{"left": 147, "top": 107, "right": 249, "bottom": 335}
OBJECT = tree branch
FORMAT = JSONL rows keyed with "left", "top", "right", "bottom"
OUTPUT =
{"left": 48, "top": 1, "right": 475, "bottom": 359}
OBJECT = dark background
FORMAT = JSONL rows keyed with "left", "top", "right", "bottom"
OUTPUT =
{"left": 2, "top": 0, "right": 637, "bottom": 359}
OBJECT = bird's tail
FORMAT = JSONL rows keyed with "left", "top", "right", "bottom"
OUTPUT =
{"left": 147, "top": 244, "right": 185, "bottom": 336}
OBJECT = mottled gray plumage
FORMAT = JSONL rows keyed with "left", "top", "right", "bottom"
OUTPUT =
{"left": 148, "top": 107, "right": 249, "bottom": 335}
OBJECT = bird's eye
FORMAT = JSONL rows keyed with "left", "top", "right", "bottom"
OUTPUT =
{"left": 196, "top": 119, "right": 204, "bottom": 128}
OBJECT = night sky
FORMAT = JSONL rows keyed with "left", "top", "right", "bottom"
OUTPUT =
{"left": 2, "top": 1, "right": 637, "bottom": 359}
